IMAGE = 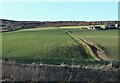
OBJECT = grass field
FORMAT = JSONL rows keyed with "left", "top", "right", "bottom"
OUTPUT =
{"left": 60, "top": 25, "right": 105, "bottom": 29}
{"left": 2, "top": 27, "right": 94, "bottom": 64}
{"left": 67, "top": 28, "right": 118, "bottom": 61}
{"left": 2, "top": 27, "right": 119, "bottom": 64}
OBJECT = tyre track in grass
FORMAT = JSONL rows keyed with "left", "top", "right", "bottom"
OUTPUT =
{"left": 78, "top": 37, "right": 110, "bottom": 63}
{"left": 64, "top": 29, "right": 110, "bottom": 64}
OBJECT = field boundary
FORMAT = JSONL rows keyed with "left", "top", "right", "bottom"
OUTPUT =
{"left": 2, "top": 60, "right": 119, "bottom": 82}
{"left": 64, "top": 29, "right": 100, "bottom": 61}
{"left": 79, "top": 38, "right": 109, "bottom": 62}
{"left": 64, "top": 29, "right": 109, "bottom": 63}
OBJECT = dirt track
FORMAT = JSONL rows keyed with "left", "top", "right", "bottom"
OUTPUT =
{"left": 65, "top": 29, "right": 110, "bottom": 63}
{"left": 78, "top": 37, "right": 109, "bottom": 62}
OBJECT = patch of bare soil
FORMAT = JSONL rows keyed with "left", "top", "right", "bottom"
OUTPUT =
{"left": 78, "top": 38, "right": 109, "bottom": 62}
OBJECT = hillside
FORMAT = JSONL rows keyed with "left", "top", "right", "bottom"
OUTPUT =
{"left": 0, "top": 19, "right": 118, "bottom": 32}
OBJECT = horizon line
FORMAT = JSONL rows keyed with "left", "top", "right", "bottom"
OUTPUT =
{"left": 0, "top": 19, "right": 118, "bottom": 22}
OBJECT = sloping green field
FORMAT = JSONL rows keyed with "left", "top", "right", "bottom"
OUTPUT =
{"left": 2, "top": 28, "right": 94, "bottom": 64}
{"left": 60, "top": 25, "right": 105, "bottom": 29}
{"left": 68, "top": 29, "right": 118, "bottom": 61}
{"left": 2, "top": 27, "right": 118, "bottom": 64}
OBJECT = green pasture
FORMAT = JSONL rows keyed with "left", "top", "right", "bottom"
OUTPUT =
{"left": 60, "top": 25, "right": 105, "bottom": 29}
{"left": 2, "top": 27, "right": 94, "bottom": 64}
{"left": 68, "top": 29, "right": 118, "bottom": 61}
{"left": 2, "top": 26, "right": 118, "bottom": 64}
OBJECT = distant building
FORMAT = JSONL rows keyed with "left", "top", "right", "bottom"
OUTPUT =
{"left": 115, "top": 24, "right": 118, "bottom": 28}
{"left": 89, "top": 26, "right": 95, "bottom": 29}
{"left": 88, "top": 25, "right": 101, "bottom": 30}
{"left": 107, "top": 24, "right": 119, "bottom": 29}
{"left": 115, "top": 24, "right": 120, "bottom": 28}
{"left": 0, "top": 29, "right": 8, "bottom": 32}
{"left": 118, "top": 24, "right": 120, "bottom": 28}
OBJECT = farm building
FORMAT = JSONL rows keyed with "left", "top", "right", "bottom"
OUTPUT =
{"left": 108, "top": 24, "right": 116, "bottom": 29}
{"left": 115, "top": 24, "right": 120, "bottom": 28}
{"left": 118, "top": 24, "right": 120, "bottom": 28}
{"left": 88, "top": 25, "right": 101, "bottom": 30}
{"left": 107, "top": 24, "right": 119, "bottom": 29}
